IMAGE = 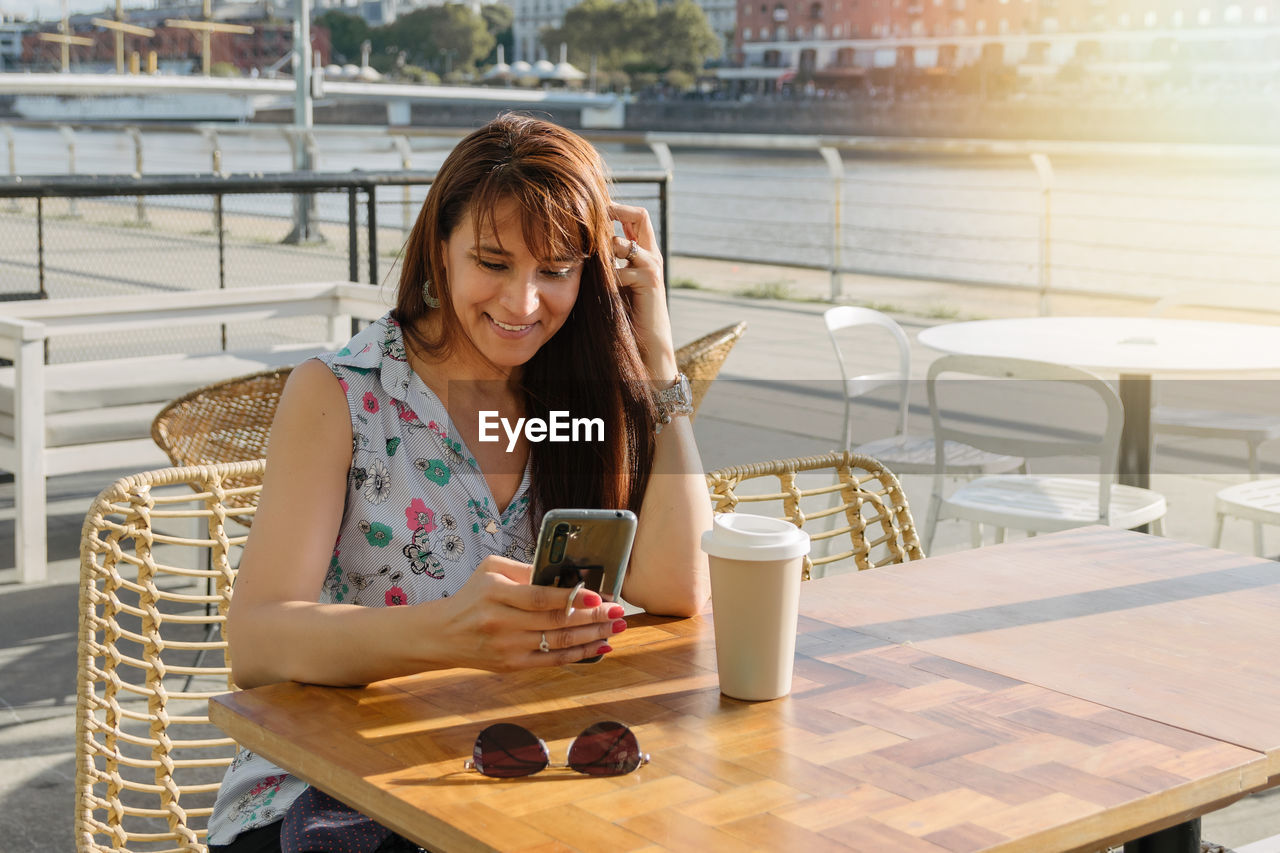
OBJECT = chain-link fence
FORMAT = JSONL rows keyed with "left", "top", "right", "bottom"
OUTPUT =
{"left": 0, "top": 170, "right": 669, "bottom": 364}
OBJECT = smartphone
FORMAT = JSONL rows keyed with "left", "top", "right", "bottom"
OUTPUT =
{"left": 530, "top": 509, "right": 637, "bottom": 662}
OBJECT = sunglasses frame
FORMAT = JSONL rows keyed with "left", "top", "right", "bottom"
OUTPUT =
{"left": 463, "top": 721, "right": 651, "bottom": 778}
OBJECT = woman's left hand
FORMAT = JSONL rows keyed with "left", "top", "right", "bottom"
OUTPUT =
{"left": 610, "top": 202, "right": 678, "bottom": 382}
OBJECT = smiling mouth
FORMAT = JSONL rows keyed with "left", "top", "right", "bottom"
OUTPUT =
{"left": 488, "top": 315, "right": 534, "bottom": 332}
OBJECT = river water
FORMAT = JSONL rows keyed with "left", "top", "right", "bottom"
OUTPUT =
{"left": 5, "top": 124, "right": 1279, "bottom": 301}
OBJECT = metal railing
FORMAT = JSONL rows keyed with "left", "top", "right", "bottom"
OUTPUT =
{"left": 0, "top": 167, "right": 669, "bottom": 362}
{"left": 3, "top": 120, "right": 1279, "bottom": 313}
{"left": 0, "top": 168, "right": 670, "bottom": 296}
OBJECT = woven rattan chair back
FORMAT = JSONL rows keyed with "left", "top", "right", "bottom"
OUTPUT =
{"left": 675, "top": 321, "right": 747, "bottom": 416}
{"left": 706, "top": 451, "right": 924, "bottom": 580}
{"left": 76, "top": 461, "right": 264, "bottom": 853}
{"left": 151, "top": 367, "right": 291, "bottom": 524}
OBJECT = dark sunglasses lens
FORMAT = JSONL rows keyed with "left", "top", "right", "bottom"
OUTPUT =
{"left": 567, "top": 721, "right": 642, "bottom": 777}
{"left": 473, "top": 723, "right": 549, "bottom": 778}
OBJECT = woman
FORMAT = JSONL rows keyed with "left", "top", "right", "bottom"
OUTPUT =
{"left": 206, "top": 114, "right": 711, "bottom": 852}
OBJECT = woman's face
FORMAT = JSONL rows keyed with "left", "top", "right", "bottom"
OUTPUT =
{"left": 440, "top": 198, "right": 585, "bottom": 372}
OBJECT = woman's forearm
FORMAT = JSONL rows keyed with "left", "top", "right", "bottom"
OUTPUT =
{"left": 227, "top": 597, "right": 451, "bottom": 689}
{"left": 228, "top": 555, "right": 625, "bottom": 688}
{"left": 624, "top": 415, "right": 712, "bottom": 616}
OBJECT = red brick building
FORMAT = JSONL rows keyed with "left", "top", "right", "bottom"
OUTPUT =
{"left": 725, "top": 0, "right": 1280, "bottom": 90}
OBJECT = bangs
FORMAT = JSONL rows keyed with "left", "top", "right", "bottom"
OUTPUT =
{"left": 468, "top": 169, "right": 597, "bottom": 266}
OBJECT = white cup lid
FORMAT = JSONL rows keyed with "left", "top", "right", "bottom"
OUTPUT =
{"left": 700, "top": 513, "right": 810, "bottom": 561}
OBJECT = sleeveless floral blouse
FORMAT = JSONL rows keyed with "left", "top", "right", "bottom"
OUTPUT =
{"left": 206, "top": 313, "right": 538, "bottom": 846}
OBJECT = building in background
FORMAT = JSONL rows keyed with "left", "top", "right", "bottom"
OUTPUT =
{"left": 512, "top": 0, "right": 736, "bottom": 61}
{"left": 315, "top": 0, "right": 488, "bottom": 25}
{"left": 0, "top": 17, "right": 29, "bottom": 72}
{"left": 511, "top": 0, "right": 569, "bottom": 61}
{"left": 725, "top": 0, "right": 1280, "bottom": 94}
{"left": 700, "top": 0, "right": 738, "bottom": 56}
{"left": 20, "top": 3, "right": 330, "bottom": 75}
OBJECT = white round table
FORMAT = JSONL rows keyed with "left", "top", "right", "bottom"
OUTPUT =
{"left": 918, "top": 317, "right": 1280, "bottom": 488}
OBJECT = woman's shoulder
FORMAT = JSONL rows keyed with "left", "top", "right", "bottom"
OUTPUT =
{"left": 277, "top": 358, "right": 352, "bottom": 423}
{"left": 263, "top": 359, "right": 354, "bottom": 471}
{"left": 290, "top": 356, "right": 347, "bottom": 390}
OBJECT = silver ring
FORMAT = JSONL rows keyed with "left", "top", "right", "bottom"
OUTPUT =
{"left": 626, "top": 240, "right": 639, "bottom": 263}
{"left": 539, "top": 632, "right": 550, "bottom": 653}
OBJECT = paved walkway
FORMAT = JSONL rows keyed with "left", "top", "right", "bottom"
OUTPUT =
{"left": 2, "top": 260, "right": 1278, "bottom": 851}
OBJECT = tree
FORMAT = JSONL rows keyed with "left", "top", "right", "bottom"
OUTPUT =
{"left": 541, "top": 0, "right": 634, "bottom": 73}
{"left": 541, "top": 0, "right": 718, "bottom": 76}
{"left": 400, "top": 65, "right": 441, "bottom": 85}
{"left": 425, "top": 4, "right": 494, "bottom": 73}
{"left": 663, "top": 68, "right": 696, "bottom": 92}
{"left": 379, "top": 9, "right": 435, "bottom": 69}
{"left": 648, "top": 0, "right": 720, "bottom": 73}
{"left": 315, "top": 10, "right": 369, "bottom": 65}
{"left": 374, "top": 4, "right": 493, "bottom": 76}
{"left": 480, "top": 3, "right": 514, "bottom": 64}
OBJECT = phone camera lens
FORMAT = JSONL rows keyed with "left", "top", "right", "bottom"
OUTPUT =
{"left": 549, "top": 525, "right": 568, "bottom": 564}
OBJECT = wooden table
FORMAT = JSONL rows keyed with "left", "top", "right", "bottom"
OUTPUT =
{"left": 210, "top": 528, "right": 1279, "bottom": 853}
{"left": 917, "top": 317, "right": 1280, "bottom": 490}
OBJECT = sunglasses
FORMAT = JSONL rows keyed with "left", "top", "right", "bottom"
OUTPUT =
{"left": 463, "top": 721, "right": 650, "bottom": 778}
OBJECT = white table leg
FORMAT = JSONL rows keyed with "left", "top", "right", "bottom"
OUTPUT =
{"left": 14, "top": 335, "right": 47, "bottom": 584}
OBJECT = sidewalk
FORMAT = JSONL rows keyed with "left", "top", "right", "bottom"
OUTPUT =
{"left": 1, "top": 264, "right": 1277, "bottom": 851}
{"left": 670, "top": 257, "right": 1160, "bottom": 320}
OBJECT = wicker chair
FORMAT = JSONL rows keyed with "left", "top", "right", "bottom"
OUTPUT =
{"left": 706, "top": 451, "right": 924, "bottom": 580}
{"left": 151, "top": 367, "right": 292, "bottom": 689}
{"left": 676, "top": 321, "right": 747, "bottom": 417}
{"left": 76, "top": 461, "right": 264, "bottom": 853}
{"left": 151, "top": 366, "right": 292, "bottom": 515}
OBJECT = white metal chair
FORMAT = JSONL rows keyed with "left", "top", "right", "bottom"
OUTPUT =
{"left": 922, "top": 354, "right": 1167, "bottom": 552}
{"left": 1212, "top": 478, "right": 1280, "bottom": 557}
{"left": 1151, "top": 286, "right": 1280, "bottom": 480}
{"left": 1151, "top": 286, "right": 1280, "bottom": 555}
{"left": 823, "top": 306, "right": 1024, "bottom": 475}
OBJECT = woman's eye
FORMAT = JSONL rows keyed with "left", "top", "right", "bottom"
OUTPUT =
{"left": 542, "top": 268, "right": 573, "bottom": 279}
{"left": 477, "top": 259, "right": 506, "bottom": 271}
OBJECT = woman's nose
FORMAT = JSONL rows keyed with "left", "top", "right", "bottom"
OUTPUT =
{"left": 499, "top": 272, "right": 540, "bottom": 316}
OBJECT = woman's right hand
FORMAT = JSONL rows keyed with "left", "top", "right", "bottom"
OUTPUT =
{"left": 435, "top": 556, "right": 626, "bottom": 670}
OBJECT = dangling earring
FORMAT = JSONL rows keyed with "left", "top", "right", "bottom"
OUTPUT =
{"left": 422, "top": 279, "right": 441, "bottom": 309}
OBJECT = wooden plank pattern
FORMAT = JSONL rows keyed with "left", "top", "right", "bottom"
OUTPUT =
{"left": 211, "top": 606, "right": 1264, "bottom": 853}
{"left": 795, "top": 525, "right": 1280, "bottom": 776}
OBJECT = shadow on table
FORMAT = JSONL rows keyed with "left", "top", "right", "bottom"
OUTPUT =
{"left": 850, "top": 551, "right": 1278, "bottom": 645}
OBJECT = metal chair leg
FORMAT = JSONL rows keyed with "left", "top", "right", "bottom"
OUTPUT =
{"left": 922, "top": 494, "right": 942, "bottom": 554}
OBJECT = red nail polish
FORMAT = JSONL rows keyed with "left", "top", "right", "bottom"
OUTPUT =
{"left": 582, "top": 592, "right": 602, "bottom": 608}
{"left": 607, "top": 605, "right": 625, "bottom": 619}
{"left": 611, "top": 619, "right": 627, "bottom": 634}
{"left": 596, "top": 644, "right": 613, "bottom": 655}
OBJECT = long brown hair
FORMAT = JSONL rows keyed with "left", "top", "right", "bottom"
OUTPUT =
{"left": 394, "top": 113, "right": 657, "bottom": 516}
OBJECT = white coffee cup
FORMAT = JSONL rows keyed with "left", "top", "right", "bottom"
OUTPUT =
{"left": 700, "top": 513, "right": 810, "bottom": 701}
